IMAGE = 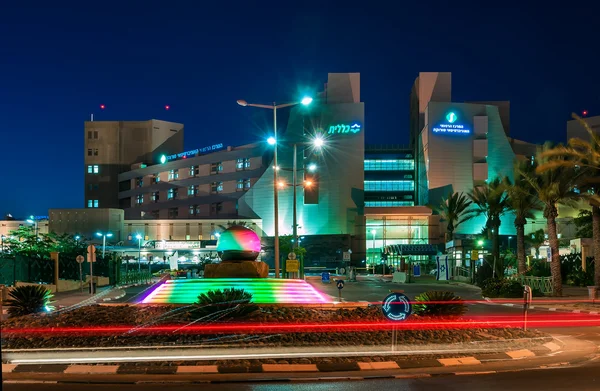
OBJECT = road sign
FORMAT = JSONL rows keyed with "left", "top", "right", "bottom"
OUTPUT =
{"left": 87, "top": 245, "right": 96, "bottom": 254}
{"left": 471, "top": 250, "right": 478, "bottom": 260}
{"left": 343, "top": 252, "right": 351, "bottom": 262}
{"left": 339, "top": 267, "right": 346, "bottom": 275}
{"left": 286, "top": 259, "right": 299, "bottom": 272}
{"left": 381, "top": 292, "right": 412, "bottom": 321}
{"left": 76, "top": 255, "right": 84, "bottom": 264}
{"left": 288, "top": 252, "right": 297, "bottom": 260}
{"left": 321, "top": 272, "right": 330, "bottom": 283}
{"left": 336, "top": 280, "right": 345, "bottom": 290}
{"left": 87, "top": 253, "right": 96, "bottom": 263}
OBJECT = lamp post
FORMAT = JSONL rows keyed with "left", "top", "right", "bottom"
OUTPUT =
{"left": 1, "top": 235, "right": 5, "bottom": 253}
{"left": 26, "top": 215, "right": 40, "bottom": 241}
{"left": 136, "top": 234, "right": 142, "bottom": 274}
{"left": 508, "top": 236, "right": 512, "bottom": 252}
{"left": 237, "top": 96, "right": 313, "bottom": 278}
{"left": 370, "top": 229, "right": 377, "bottom": 274}
{"left": 96, "top": 232, "right": 113, "bottom": 258}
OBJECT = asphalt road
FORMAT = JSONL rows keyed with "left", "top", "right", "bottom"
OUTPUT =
{"left": 5, "top": 365, "right": 600, "bottom": 390}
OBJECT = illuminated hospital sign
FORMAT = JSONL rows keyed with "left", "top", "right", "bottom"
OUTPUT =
{"left": 328, "top": 123, "right": 361, "bottom": 134}
{"left": 160, "top": 143, "right": 224, "bottom": 163}
{"left": 432, "top": 111, "right": 471, "bottom": 135}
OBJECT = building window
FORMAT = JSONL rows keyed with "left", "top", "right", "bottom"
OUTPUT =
{"left": 151, "top": 191, "right": 159, "bottom": 202}
{"left": 87, "top": 165, "right": 99, "bottom": 174}
{"left": 210, "top": 162, "right": 223, "bottom": 174}
{"left": 364, "top": 159, "right": 414, "bottom": 171}
{"left": 237, "top": 158, "right": 250, "bottom": 170}
{"left": 365, "top": 201, "right": 415, "bottom": 207}
{"left": 150, "top": 210, "right": 159, "bottom": 219}
{"left": 189, "top": 166, "right": 199, "bottom": 177}
{"left": 211, "top": 181, "right": 223, "bottom": 193}
{"left": 168, "top": 169, "right": 179, "bottom": 181}
{"left": 168, "top": 208, "right": 178, "bottom": 218}
{"left": 364, "top": 180, "right": 414, "bottom": 191}
{"left": 188, "top": 185, "right": 199, "bottom": 196}
{"left": 88, "top": 148, "right": 99, "bottom": 156}
{"left": 88, "top": 130, "right": 99, "bottom": 140}
{"left": 238, "top": 178, "right": 251, "bottom": 190}
{"left": 153, "top": 173, "right": 160, "bottom": 184}
{"left": 88, "top": 200, "right": 99, "bottom": 208}
{"left": 167, "top": 188, "right": 178, "bottom": 199}
{"left": 211, "top": 202, "right": 223, "bottom": 215}
{"left": 189, "top": 204, "right": 199, "bottom": 216}
{"left": 136, "top": 177, "right": 143, "bottom": 188}
{"left": 136, "top": 194, "right": 144, "bottom": 205}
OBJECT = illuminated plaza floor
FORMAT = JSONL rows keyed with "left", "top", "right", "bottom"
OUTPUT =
{"left": 141, "top": 278, "right": 332, "bottom": 304}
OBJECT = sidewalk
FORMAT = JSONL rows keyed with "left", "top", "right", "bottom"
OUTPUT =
{"left": 53, "top": 286, "right": 125, "bottom": 309}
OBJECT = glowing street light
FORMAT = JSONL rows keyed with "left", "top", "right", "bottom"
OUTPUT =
{"left": 308, "top": 163, "right": 317, "bottom": 172}
{"left": 313, "top": 136, "right": 324, "bottom": 148}
{"left": 96, "top": 232, "right": 113, "bottom": 258}
{"left": 237, "top": 96, "right": 313, "bottom": 278}
{"left": 135, "top": 234, "right": 143, "bottom": 273}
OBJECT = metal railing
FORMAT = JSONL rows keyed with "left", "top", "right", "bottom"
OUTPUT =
{"left": 510, "top": 275, "right": 554, "bottom": 294}
{"left": 120, "top": 270, "right": 152, "bottom": 285}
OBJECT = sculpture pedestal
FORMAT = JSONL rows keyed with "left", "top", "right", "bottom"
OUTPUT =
{"left": 204, "top": 261, "right": 269, "bottom": 278}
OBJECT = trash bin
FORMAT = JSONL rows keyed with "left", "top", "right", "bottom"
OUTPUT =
{"left": 588, "top": 286, "right": 598, "bottom": 300}
{"left": 89, "top": 283, "right": 97, "bottom": 294}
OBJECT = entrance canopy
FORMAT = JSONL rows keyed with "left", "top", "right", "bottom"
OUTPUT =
{"left": 383, "top": 244, "right": 439, "bottom": 256}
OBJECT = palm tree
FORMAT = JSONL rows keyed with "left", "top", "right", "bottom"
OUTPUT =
{"left": 509, "top": 161, "right": 542, "bottom": 274}
{"left": 432, "top": 191, "right": 474, "bottom": 242}
{"left": 520, "top": 144, "right": 583, "bottom": 296}
{"left": 539, "top": 113, "right": 600, "bottom": 287}
{"left": 468, "top": 177, "right": 511, "bottom": 278}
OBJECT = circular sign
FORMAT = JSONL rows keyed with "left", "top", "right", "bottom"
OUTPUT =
{"left": 288, "top": 252, "right": 297, "bottom": 260}
{"left": 339, "top": 267, "right": 346, "bottom": 275}
{"left": 76, "top": 255, "right": 84, "bottom": 264}
{"left": 381, "top": 292, "right": 412, "bottom": 321}
{"left": 336, "top": 280, "right": 345, "bottom": 290}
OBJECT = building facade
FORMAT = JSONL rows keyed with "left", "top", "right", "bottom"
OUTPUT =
{"left": 84, "top": 119, "right": 184, "bottom": 210}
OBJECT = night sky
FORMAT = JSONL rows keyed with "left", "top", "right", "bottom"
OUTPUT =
{"left": 1, "top": 1, "right": 598, "bottom": 218}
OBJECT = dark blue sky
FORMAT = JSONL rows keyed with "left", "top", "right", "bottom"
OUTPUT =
{"left": 1, "top": 1, "right": 598, "bottom": 218}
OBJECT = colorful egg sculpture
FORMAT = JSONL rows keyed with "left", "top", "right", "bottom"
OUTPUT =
{"left": 216, "top": 225, "right": 261, "bottom": 262}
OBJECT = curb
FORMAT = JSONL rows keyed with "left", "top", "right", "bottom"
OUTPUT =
{"left": 481, "top": 298, "right": 600, "bottom": 315}
{"left": 102, "top": 290, "right": 126, "bottom": 302}
{"left": 3, "top": 363, "right": 577, "bottom": 385}
{"left": 2, "top": 344, "right": 560, "bottom": 376}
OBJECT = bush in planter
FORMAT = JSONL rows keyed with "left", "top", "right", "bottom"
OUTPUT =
{"left": 481, "top": 278, "right": 523, "bottom": 298}
{"left": 412, "top": 291, "right": 467, "bottom": 317}
{"left": 193, "top": 288, "right": 258, "bottom": 321}
{"left": 475, "top": 259, "right": 494, "bottom": 287}
{"left": 6, "top": 285, "right": 54, "bottom": 318}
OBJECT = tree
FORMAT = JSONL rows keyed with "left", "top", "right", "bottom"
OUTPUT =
{"left": 574, "top": 210, "right": 593, "bottom": 238}
{"left": 539, "top": 114, "right": 600, "bottom": 287}
{"left": 508, "top": 161, "right": 542, "bottom": 274}
{"left": 432, "top": 191, "right": 474, "bottom": 242}
{"left": 468, "top": 177, "right": 511, "bottom": 278}
{"left": 520, "top": 144, "right": 583, "bottom": 296}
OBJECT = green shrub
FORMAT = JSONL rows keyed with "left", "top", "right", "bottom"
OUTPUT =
{"left": 412, "top": 291, "right": 467, "bottom": 317}
{"left": 6, "top": 285, "right": 54, "bottom": 318}
{"left": 481, "top": 279, "right": 524, "bottom": 298}
{"left": 475, "top": 260, "right": 493, "bottom": 287}
{"left": 193, "top": 288, "right": 258, "bottom": 320}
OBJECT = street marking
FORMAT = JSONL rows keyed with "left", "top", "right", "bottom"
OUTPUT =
{"left": 438, "top": 357, "right": 481, "bottom": 366}
{"left": 2, "top": 364, "right": 17, "bottom": 373}
{"left": 543, "top": 342, "right": 561, "bottom": 352}
{"left": 506, "top": 350, "right": 535, "bottom": 359}
{"left": 357, "top": 362, "right": 400, "bottom": 370}
{"left": 64, "top": 365, "right": 119, "bottom": 374}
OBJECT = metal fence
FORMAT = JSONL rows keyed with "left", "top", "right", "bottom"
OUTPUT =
{"left": 510, "top": 275, "right": 554, "bottom": 295}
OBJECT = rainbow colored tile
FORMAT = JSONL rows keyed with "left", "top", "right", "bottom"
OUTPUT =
{"left": 141, "top": 278, "right": 331, "bottom": 304}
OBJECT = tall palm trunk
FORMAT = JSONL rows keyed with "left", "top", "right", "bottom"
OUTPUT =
{"left": 593, "top": 205, "right": 600, "bottom": 287}
{"left": 546, "top": 207, "right": 562, "bottom": 296}
{"left": 515, "top": 222, "right": 526, "bottom": 274}
{"left": 492, "top": 220, "right": 502, "bottom": 278}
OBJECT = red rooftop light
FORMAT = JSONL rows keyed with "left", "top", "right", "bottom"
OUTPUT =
{"left": 100, "top": 104, "right": 105, "bottom": 110}
{"left": 165, "top": 105, "right": 170, "bottom": 110}
{"left": 583, "top": 110, "right": 588, "bottom": 116}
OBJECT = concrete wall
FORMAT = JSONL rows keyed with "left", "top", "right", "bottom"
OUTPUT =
{"left": 0, "top": 220, "right": 49, "bottom": 237}
{"left": 49, "top": 208, "right": 124, "bottom": 241}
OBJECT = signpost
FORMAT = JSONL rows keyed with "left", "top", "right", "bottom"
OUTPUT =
{"left": 286, "top": 259, "right": 299, "bottom": 273}
{"left": 523, "top": 285, "right": 532, "bottom": 331}
{"left": 381, "top": 292, "right": 412, "bottom": 351}
{"left": 87, "top": 245, "right": 96, "bottom": 295}
{"left": 76, "top": 255, "right": 84, "bottom": 292}
{"left": 321, "top": 272, "right": 330, "bottom": 284}
{"left": 336, "top": 279, "right": 344, "bottom": 301}
{"left": 343, "top": 251, "right": 351, "bottom": 262}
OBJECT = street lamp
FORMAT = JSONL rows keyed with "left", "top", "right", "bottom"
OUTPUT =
{"left": 370, "top": 229, "right": 377, "bottom": 274}
{"left": 26, "top": 216, "right": 39, "bottom": 241}
{"left": 237, "top": 96, "right": 313, "bottom": 278}
{"left": 508, "top": 236, "right": 512, "bottom": 251}
{"left": 1, "top": 234, "right": 5, "bottom": 253}
{"left": 96, "top": 232, "right": 113, "bottom": 258}
{"left": 135, "top": 234, "right": 143, "bottom": 274}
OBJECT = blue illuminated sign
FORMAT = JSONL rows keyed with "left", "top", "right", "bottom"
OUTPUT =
{"left": 328, "top": 123, "right": 361, "bottom": 134}
{"left": 162, "top": 143, "right": 224, "bottom": 163}
{"left": 381, "top": 292, "right": 412, "bottom": 321}
{"left": 432, "top": 111, "right": 471, "bottom": 135}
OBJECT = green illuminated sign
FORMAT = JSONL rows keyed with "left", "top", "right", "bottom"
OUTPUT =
{"left": 433, "top": 111, "right": 471, "bottom": 135}
{"left": 327, "top": 123, "right": 361, "bottom": 134}
{"left": 160, "top": 155, "right": 167, "bottom": 164}
{"left": 446, "top": 112, "right": 457, "bottom": 123}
